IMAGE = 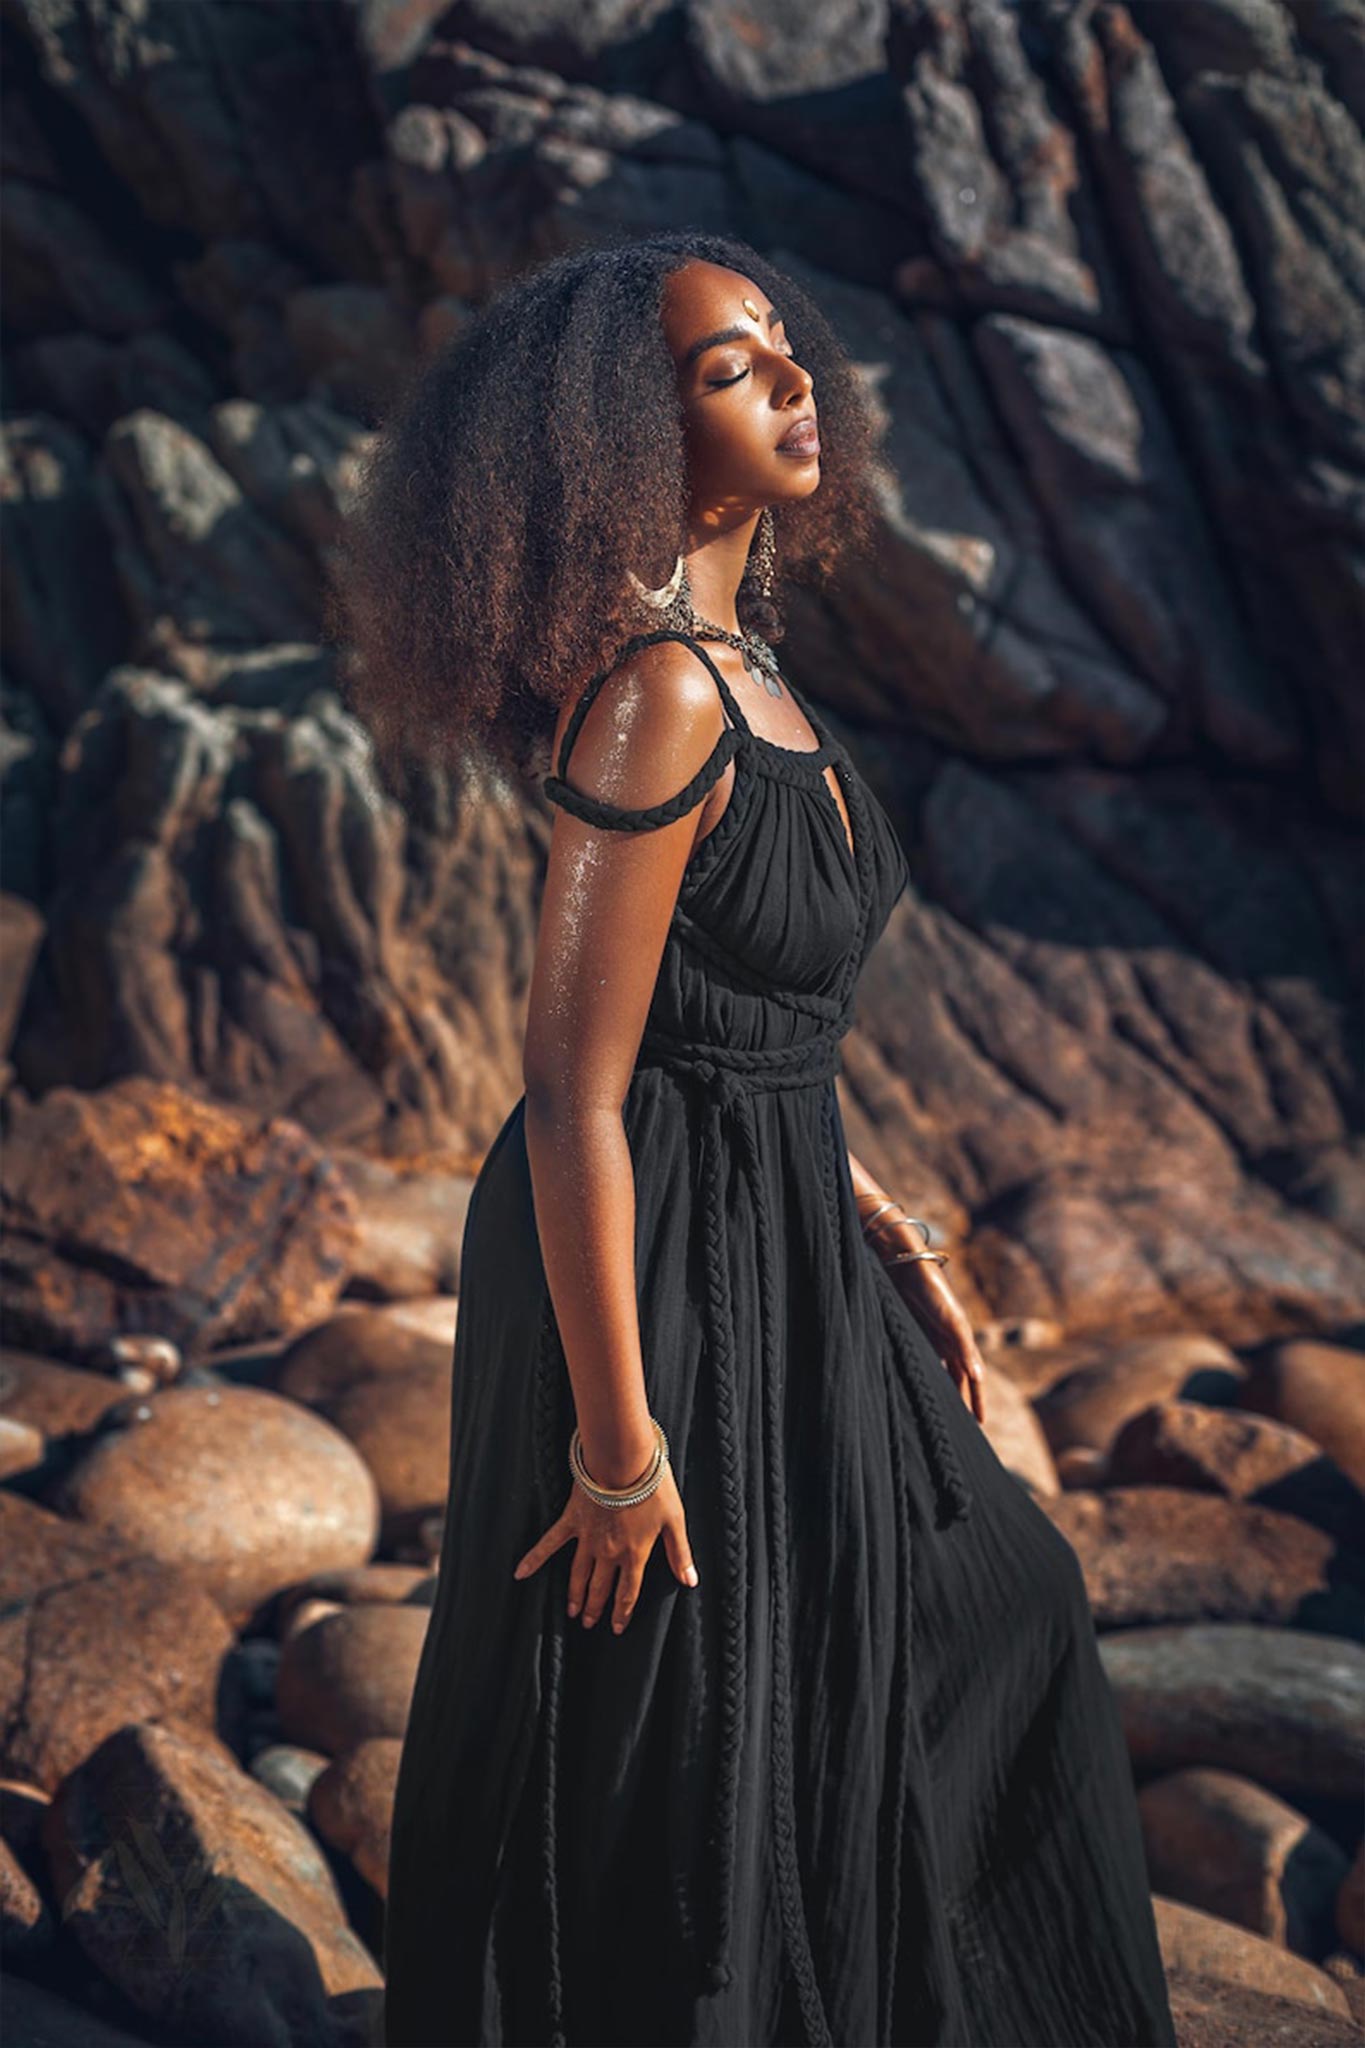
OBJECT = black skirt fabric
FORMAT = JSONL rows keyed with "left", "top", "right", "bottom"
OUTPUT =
{"left": 382, "top": 631, "right": 1178, "bottom": 2048}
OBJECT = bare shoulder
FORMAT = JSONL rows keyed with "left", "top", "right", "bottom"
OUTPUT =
{"left": 555, "top": 636, "right": 729, "bottom": 806}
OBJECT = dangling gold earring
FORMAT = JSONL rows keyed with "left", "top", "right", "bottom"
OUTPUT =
{"left": 749, "top": 505, "right": 777, "bottom": 599}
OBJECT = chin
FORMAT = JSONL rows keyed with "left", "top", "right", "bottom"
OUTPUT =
{"left": 778, "top": 464, "right": 822, "bottom": 500}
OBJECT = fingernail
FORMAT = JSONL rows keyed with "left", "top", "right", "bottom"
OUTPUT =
{"left": 685, "top": 1566, "right": 698, "bottom": 1586}
{"left": 512, "top": 1564, "right": 524, "bottom": 1578}
{"left": 567, "top": 1600, "right": 578, "bottom": 1617}
{"left": 612, "top": 1620, "right": 623, "bottom": 1633}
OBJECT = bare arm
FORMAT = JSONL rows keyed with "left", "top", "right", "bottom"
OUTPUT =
{"left": 847, "top": 1144, "right": 988, "bottom": 1423}
{"left": 522, "top": 641, "right": 729, "bottom": 1488}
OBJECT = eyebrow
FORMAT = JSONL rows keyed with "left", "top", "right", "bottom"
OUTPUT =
{"left": 682, "top": 305, "right": 784, "bottom": 368}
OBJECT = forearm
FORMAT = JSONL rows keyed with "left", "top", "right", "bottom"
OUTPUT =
{"left": 524, "top": 1089, "right": 657, "bottom": 1489}
{"left": 847, "top": 1146, "right": 924, "bottom": 1250}
{"left": 847, "top": 1146, "right": 894, "bottom": 1219}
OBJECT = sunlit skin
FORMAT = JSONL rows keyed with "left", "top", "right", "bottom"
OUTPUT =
{"left": 514, "top": 259, "right": 984, "bottom": 1637}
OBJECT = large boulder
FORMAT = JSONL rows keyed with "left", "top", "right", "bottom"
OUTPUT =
{"left": 1139, "top": 1766, "right": 1349, "bottom": 1957}
{"left": 42, "top": 1719, "right": 382, "bottom": 2047}
{"left": 0, "top": 1077, "right": 359, "bottom": 1361}
{"left": 0, "top": 1493, "right": 233, "bottom": 1794}
{"left": 1098, "top": 1623, "right": 1365, "bottom": 1804}
{"left": 1153, "top": 1893, "right": 1352, "bottom": 2021}
{"left": 276, "top": 1605, "right": 427, "bottom": 1757}
{"left": 1044, "top": 1486, "right": 1365, "bottom": 1635}
{"left": 52, "top": 1384, "right": 381, "bottom": 1627}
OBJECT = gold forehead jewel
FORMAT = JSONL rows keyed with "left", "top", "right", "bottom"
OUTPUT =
{"left": 741, "top": 296, "right": 761, "bottom": 320}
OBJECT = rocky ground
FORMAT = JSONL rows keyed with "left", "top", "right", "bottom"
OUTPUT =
{"left": 0, "top": 1077, "right": 1361, "bottom": 2045}
{"left": 3, "top": 0, "right": 1364, "bottom": 2041}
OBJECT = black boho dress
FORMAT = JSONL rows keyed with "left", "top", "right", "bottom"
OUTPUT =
{"left": 382, "top": 629, "right": 1179, "bottom": 2048}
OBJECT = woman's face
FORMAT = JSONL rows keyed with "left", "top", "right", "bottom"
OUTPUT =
{"left": 661, "top": 260, "right": 820, "bottom": 519}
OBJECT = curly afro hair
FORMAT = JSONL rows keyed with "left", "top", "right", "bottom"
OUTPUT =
{"left": 327, "top": 229, "right": 881, "bottom": 792}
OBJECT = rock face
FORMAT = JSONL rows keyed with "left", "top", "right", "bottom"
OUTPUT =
{"left": 0, "top": 1077, "right": 359, "bottom": 1361}
{"left": 2, "top": 10, "right": 1362, "bottom": 2042}
{"left": 0, "top": 0, "right": 1360, "bottom": 1337}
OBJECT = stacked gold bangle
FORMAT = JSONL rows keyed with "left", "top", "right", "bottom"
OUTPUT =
{"left": 569, "top": 1417, "right": 670, "bottom": 1508}
{"left": 857, "top": 1196, "right": 950, "bottom": 1270}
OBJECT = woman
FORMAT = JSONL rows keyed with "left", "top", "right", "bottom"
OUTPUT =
{"left": 338, "top": 229, "right": 1177, "bottom": 2048}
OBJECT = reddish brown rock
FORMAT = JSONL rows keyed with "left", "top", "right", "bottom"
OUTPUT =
{"left": 1099, "top": 1624, "right": 1365, "bottom": 1803}
{"left": 0, "top": 893, "right": 44, "bottom": 1061}
{"left": 0, "top": 1828, "right": 56, "bottom": 1965}
{"left": 1239, "top": 1342, "right": 1365, "bottom": 1498}
{"left": 1323, "top": 1954, "right": 1365, "bottom": 2026}
{"left": 274, "top": 1303, "right": 452, "bottom": 1406}
{"left": 1044, "top": 1486, "right": 1365, "bottom": 1634}
{"left": 52, "top": 1384, "right": 380, "bottom": 1626}
{"left": 1109, "top": 1399, "right": 1365, "bottom": 1550}
{"left": 977, "top": 1364, "right": 1058, "bottom": 1496}
{"left": 1033, "top": 1335, "right": 1245, "bottom": 1457}
{"left": 282, "top": 1598, "right": 346, "bottom": 1642}
{"left": 1154, "top": 1893, "right": 1352, "bottom": 2019}
{"left": 275, "top": 1562, "right": 435, "bottom": 1633}
{"left": 0, "top": 1494, "right": 233, "bottom": 1794}
{"left": 307, "top": 1736, "right": 402, "bottom": 1897}
{"left": 42, "top": 1719, "right": 381, "bottom": 2043}
{"left": 274, "top": 1305, "right": 455, "bottom": 1544}
{"left": 0, "top": 1346, "right": 136, "bottom": 1439}
{"left": 5, "top": 0, "right": 1365, "bottom": 1349}
{"left": 364, "top": 1296, "right": 460, "bottom": 1348}
{"left": 0, "top": 1414, "right": 44, "bottom": 1480}
{"left": 302, "top": 1362, "right": 451, "bottom": 1549}
{"left": 276, "top": 1605, "right": 428, "bottom": 1756}
{"left": 97, "top": 1332, "right": 184, "bottom": 1389}
{"left": 334, "top": 1147, "right": 474, "bottom": 1299}
{"left": 0, "top": 1774, "right": 50, "bottom": 1865}
{"left": 0, "top": 1077, "right": 359, "bottom": 1362}
{"left": 1166, "top": 1968, "right": 1361, "bottom": 2047}
{"left": 1139, "top": 1767, "right": 1348, "bottom": 1955}
{"left": 1055, "top": 1443, "right": 1109, "bottom": 1491}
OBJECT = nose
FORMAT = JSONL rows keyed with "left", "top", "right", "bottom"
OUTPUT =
{"left": 779, "top": 359, "right": 814, "bottom": 405}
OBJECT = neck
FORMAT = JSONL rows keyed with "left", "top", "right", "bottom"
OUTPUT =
{"left": 682, "top": 511, "right": 761, "bottom": 635}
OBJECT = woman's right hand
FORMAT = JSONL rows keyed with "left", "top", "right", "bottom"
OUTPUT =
{"left": 512, "top": 1462, "right": 699, "bottom": 1634}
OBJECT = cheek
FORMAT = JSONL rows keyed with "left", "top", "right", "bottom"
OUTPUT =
{"left": 689, "top": 399, "right": 774, "bottom": 475}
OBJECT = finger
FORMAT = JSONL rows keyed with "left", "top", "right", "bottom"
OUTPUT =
{"left": 611, "top": 1555, "right": 647, "bottom": 1634}
{"left": 580, "top": 1553, "right": 618, "bottom": 1630}
{"left": 512, "top": 1513, "right": 570, "bottom": 1580}
{"left": 661, "top": 1519, "right": 699, "bottom": 1589}
{"left": 567, "top": 1536, "right": 592, "bottom": 1618}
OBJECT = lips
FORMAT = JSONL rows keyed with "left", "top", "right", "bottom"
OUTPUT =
{"left": 777, "top": 415, "right": 819, "bottom": 454}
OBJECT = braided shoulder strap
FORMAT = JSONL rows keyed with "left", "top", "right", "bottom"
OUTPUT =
{"left": 544, "top": 630, "right": 749, "bottom": 831}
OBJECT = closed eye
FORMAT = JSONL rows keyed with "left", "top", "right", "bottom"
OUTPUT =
{"left": 707, "top": 343, "right": 795, "bottom": 388}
